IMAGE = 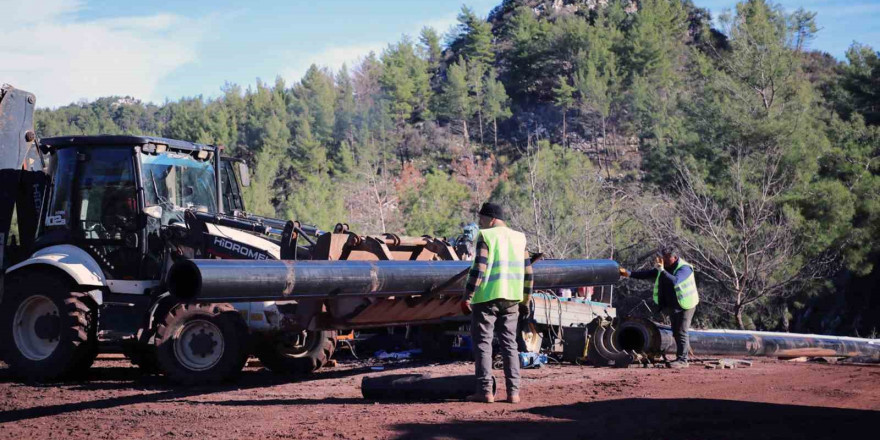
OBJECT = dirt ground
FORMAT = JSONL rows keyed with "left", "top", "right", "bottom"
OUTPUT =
{"left": 0, "top": 355, "right": 878, "bottom": 440}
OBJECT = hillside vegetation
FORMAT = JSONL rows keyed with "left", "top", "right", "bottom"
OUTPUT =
{"left": 34, "top": 0, "right": 880, "bottom": 335}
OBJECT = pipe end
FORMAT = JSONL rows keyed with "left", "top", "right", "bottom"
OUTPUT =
{"left": 168, "top": 260, "right": 202, "bottom": 300}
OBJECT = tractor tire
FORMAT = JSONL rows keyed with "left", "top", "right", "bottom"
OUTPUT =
{"left": 0, "top": 273, "right": 98, "bottom": 381}
{"left": 128, "top": 348, "right": 159, "bottom": 374}
{"left": 255, "top": 330, "right": 336, "bottom": 375}
{"left": 123, "top": 335, "right": 160, "bottom": 375}
{"left": 67, "top": 297, "right": 99, "bottom": 378}
{"left": 126, "top": 295, "right": 176, "bottom": 374}
{"left": 155, "top": 303, "right": 249, "bottom": 385}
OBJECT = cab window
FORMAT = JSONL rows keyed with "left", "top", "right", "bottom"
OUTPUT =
{"left": 76, "top": 148, "right": 137, "bottom": 240}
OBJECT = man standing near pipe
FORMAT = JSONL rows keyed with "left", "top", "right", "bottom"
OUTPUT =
{"left": 461, "top": 202, "right": 534, "bottom": 403}
{"left": 619, "top": 246, "right": 699, "bottom": 368}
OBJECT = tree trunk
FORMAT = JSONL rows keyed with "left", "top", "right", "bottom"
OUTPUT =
{"left": 462, "top": 119, "right": 469, "bottom": 148}
{"left": 561, "top": 109, "right": 567, "bottom": 148}
{"left": 493, "top": 118, "right": 498, "bottom": 149}
{"left": 478, "top": 110, "right": 484, "bottom": 145}
{"left": 602, "top": 117, "right": 611, "bottom": 179}
{"left": 735, "top": 305, "right": 746, "bottom": 330}
{"left": 781, "top": 304, "right": 790, "bottom": 332}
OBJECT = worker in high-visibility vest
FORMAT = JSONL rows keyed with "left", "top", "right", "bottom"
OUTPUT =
{"left": 461, "top": 202, "right": 534, "bottom": 403}
{"left": 620, "top": 246, "right": 699, "bottom": 368}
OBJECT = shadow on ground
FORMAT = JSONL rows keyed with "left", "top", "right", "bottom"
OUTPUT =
{"left": 0, "top": 360, "right": 392, "bottom": 424}
{"left": 391, "top": 398, "right": 879, "bottom": 440}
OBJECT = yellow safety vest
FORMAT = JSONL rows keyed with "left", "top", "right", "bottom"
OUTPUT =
{"left": 472, "top": 226, "right": 527, "bottom": 304}
{"left": 653, "top": 258, "right": 699, "bottom": 310}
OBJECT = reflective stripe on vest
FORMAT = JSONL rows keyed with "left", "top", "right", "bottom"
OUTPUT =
{"left": 472, "top": 226, "right": 527, "bottom": 304}
{"left": 652, "top": 258, "right": 700, "bottom": 310}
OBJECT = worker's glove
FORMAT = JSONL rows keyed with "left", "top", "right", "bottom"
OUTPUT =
{"left": 618, "top": 267, "right": 629, "bottom": 278}
{"left": 654, "top": 257, "right": 664, "bottom": 271}
{"left": 461, "top": 299, "right": 472, "bottom": 315}
{"left": 518, "top": 302, "right": 530, "bottom": 317}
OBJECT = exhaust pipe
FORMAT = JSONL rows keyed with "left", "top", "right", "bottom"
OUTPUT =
{"left": 167, "top": 258, "right": 620, "bottom": 302}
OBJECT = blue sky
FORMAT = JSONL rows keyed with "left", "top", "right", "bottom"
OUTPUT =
{"left": 2, "top": 0, "right": 878, "bottom": 108}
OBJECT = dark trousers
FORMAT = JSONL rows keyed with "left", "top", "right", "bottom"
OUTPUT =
{"left": 471, "top": 299, "right": 520, "bottom": 395}
{"left": 667, "top": 307, "right": 696, "bottom": 361}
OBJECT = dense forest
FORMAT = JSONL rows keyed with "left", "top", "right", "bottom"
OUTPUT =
{"left": 33, "top": 0, "right": 880, "bottom": 336}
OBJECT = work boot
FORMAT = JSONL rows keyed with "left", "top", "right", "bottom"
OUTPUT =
{"left": 465, "top": 393, "right": 494, "bottom": 403}
{"left": 506, "top": 393, "right": 521, "bottom": 404}
{"left": 668, "top": 359, "right": 689, "bottom": 369}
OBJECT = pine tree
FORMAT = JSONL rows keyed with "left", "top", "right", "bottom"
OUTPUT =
{"left": 334, "top": 64, "right": 357, "bottom": 167}
{"left": 297, "top": 65, "right": 337, "bottom": 145}
{"left": 483, "top": 68, "right": 511, "bottom": 149}
{"left": 419, "top": 26, "right": 443, "bottom": 73}
{"left": 838, "top": 44, "right": 880, "bottom": 125}
{"left": 552, "top": 76, "right": 575, "bottom": 148}
{"left": 457, "top": 6, "right": 495, "bottom": 66}
{"left": 380, "top": 37, "right": 433, "bottom": 125}
{"left": 440, "top": 58, "right": 472, "bottom": 146}
{"left": 468, "top": 61, "right": 487, "bottom": 145}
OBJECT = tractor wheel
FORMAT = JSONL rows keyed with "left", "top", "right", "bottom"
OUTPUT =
{"left": 155, "top": 303, "right": 249, "bottom": 385}
{"left": 126, "top": 347, "right": 159, "bottom": 374}
{"left": 0, "top": 273, "right": 98, "bottom": 381}
{"left": 123, "top": 333, "right": 160, "bottom": 375}
{"left": 255, "top": 330, "right": 336, "bottom": 375}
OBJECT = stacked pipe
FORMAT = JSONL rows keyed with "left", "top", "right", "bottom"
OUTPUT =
{"left": 168, "top": 258, "right": 621, "bottom": 302}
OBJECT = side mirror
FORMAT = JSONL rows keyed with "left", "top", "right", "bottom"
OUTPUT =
{"left": 238, "top": 162, "right": 250, "bottom": 187}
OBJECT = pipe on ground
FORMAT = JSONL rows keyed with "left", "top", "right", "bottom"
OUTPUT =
{"left": 615, "top": 317, "right": 880, "bottom": 360}
{"left": 361, "top": 374, "right": 495, "bottom": 401}
{"left": 167, "top": 259, "right": 620, "bottom": 302}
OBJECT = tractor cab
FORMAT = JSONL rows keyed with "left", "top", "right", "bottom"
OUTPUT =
{"left": 36, "top": 136, "right": 221, "bottom": 280}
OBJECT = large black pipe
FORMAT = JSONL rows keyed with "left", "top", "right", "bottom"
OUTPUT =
{"left": 167, "top": 258, "right": 620, "bottom": 302}
{"left": 616, "top": 318, "right": 880, "bottom": 360}
{"left": 361, "top": 374, "right": 495, "bottom": 401}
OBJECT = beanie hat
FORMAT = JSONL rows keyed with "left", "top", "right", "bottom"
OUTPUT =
{"left": 478, "top": 202, "right": 505, "bottom": 221}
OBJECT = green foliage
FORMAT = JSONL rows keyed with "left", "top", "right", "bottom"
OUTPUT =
{"left": 624, "top": 0, "right": 689, "bottom": 142}
{"left": 282, "top": 172, "right": 348, "bottom": 231}
{"left": 419, "top": 26, "right": 443, "bottom": 72}
{"left": 456, "top": 6, "right": 495, "bottom": 66}
{"left": 401, "top": 170, "right": 469, "bottom": 237}
{"left": 552, "top": 76, "right": 575, "bottom": 112}
{"left": 380, "top": 38, "right": 433, "bottom": 124}
{"left": 439, "top": 58, "right": 472, "bottom": 129}
{"left": 483, "top": 68, "right": 512, "bottom": 122}
{"left": 626, "top": 0, "right": 687, "bottom": 83}
{"left": 333, "top": 64, "right": 356, "bottom": 156}
{"left": 494, "top": 142, "right": 615, "bottom": 258}
{"left": 502, "top": 6, "right": 553, "bottom": 103}
{"left": 815, "top": 114, "right": 880, "bottom": 274}
{"left": 837, "top": 44, "right": 880, "bottom": 125}
{"left": 483, "top": 67, "right": 512, "bottom": 148}
{"left": 296, "top": 65, "right": 338, "bottom": 145}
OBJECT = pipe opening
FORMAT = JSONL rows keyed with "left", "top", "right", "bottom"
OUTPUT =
{"left": 617, "top": 326, "right": 648, "bottom": 352}
{"left": 167, "top": 260, "right": 201, "bottom": 300}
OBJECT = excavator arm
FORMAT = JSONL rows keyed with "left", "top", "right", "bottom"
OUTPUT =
{"left": 0, "top": 85, "right": 48, "bottom": 281}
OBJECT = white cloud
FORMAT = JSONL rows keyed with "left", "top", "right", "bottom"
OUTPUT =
{"left": 419, "top": 14, "right": 460, "bottom": 38}
{"left": 0, "top": 0, "right": 210, "bottom": 108}
{"left": 282, "top": 14, "right": 463, "bottom": 85}
{"left": 284, "top": 42, "right": 387, "bottom": 84}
